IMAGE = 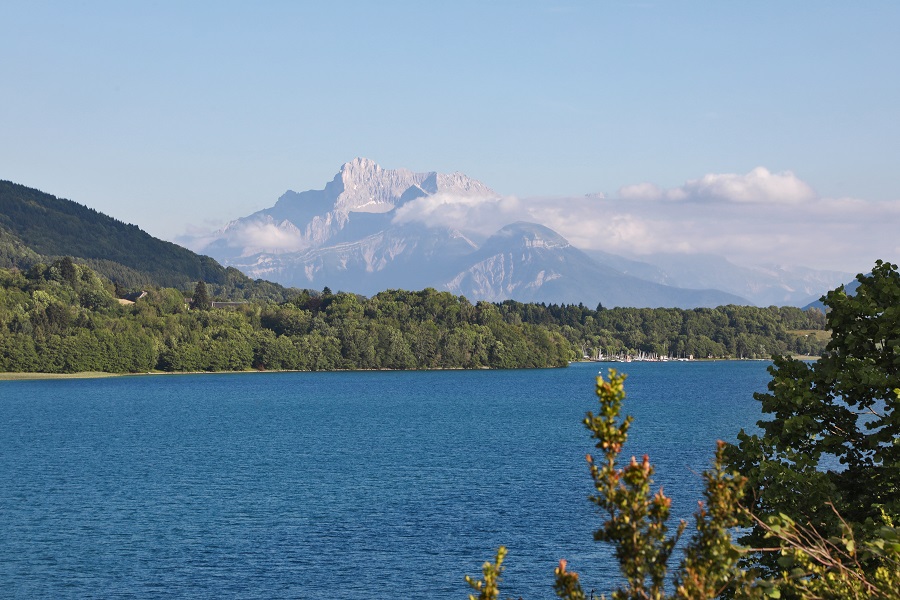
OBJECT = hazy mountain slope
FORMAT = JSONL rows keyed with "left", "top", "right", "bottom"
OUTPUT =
{"left": 228, "top": 221, "right": 478, "bottom": 294}
{"left": 649, "top": 254, "right": 852, "bottom": 306}
{"left": 584, "top": 251, "right": 852, "bottom": 307}
{"left": 803, "top": 274, "right": 864, "bottom": 310}
{"left": 581, "top": 249, "right": 671, "bottom": 284}
{"left": 446, "top": 223, "right": 748, "bottom": 308}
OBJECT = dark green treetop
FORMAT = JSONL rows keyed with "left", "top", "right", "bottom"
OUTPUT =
{"left": 192, "top": 280, "right": 211, "bottom": 310}
{"left": 726, "top": 259, "right": 900, "bottom": 573}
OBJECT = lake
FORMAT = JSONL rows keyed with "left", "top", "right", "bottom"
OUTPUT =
{"left": 0, "top": 361, "right": 773, "bottom": 599}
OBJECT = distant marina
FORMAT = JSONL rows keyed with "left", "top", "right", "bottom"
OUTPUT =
{"left": 584, "top": 350, "right": 696, "bottom": 362}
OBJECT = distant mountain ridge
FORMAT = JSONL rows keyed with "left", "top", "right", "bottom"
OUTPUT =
{"left": 207, "top": 157, "right": 494, "bottom": 259}
{"left": 194, "top": 159, "right": 759, "bottom": 308}
{"left": 445, "top": 222, "right": 749, "bottom": 307}
{"left": 582, "top": 251, "right": 853, "bottom": 307}
{"left": 803, "top": 274, "right": 865, "bottom": 310}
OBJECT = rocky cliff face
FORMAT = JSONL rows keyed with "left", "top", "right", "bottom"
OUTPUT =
{"left": 227, "top": 221, "right": 479, "bottom": 294}
{"left": 209, "top": 158, "right": 495, "bottom": 258}
{"left": 330, "top": 157, "right": 494, "bottom": 212}
{"left": 445, "top": 222, "right": 572, "bottom": 300}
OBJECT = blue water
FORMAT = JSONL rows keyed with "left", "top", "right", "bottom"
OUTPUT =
{"left": 0, "top": 361, "right": 773, "bottom": 599}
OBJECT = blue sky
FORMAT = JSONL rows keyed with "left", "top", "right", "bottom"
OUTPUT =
{"left": 2, "top": 1, "right": 898, "bottom": 272}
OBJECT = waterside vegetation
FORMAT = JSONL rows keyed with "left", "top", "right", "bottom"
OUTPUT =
{"left": 0, "top": 258, "right": 830, "bottom": 375}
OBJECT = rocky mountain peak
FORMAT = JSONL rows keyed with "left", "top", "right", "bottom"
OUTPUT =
{"left": 340, "top": 157, "right": 384, "bottom": 180}
{"left": 333, "top": 157, "right": 426, "bottom": 214}
{"left": 435, "top": 172, "right": 496, "bottom": 197}
{"left": 332, "top": 158, "right": 496, "bottom": 214}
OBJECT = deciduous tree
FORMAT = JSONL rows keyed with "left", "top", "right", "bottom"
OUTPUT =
{"left": 726, "top": 260, "right": 900, "bottom": 575}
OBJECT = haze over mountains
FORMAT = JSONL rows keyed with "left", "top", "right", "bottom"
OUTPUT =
{"left": 188, "top": 158, "right": 852, "bottom": 308}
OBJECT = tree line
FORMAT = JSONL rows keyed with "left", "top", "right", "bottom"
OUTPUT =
{"left": 0, "top": 259, "right": 828, "bottom": 375}
{"left": 0, "top": 260, "right": 570, "bottom": 373}
{"left": 495, "top": 299, "right": 827, "bottom": 360}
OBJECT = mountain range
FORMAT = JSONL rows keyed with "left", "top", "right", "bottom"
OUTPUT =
{"left": 189, "top": 158, "right": 852, "bottom": 308}
{"left": 0, "top": 163, "right": 855, "bottom": 308}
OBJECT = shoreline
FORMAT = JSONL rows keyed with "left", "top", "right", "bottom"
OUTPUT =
{"left": 0, "top": 356, "right": 821, "bottom": 382}
{"left": 0, "top": 370, "right": 311, "bottom": 381}
{"left": 0, "top": 366, "right": 502, "bottom": 381}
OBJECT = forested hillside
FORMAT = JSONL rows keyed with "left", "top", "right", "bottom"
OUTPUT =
{"left": 0, "top": 180, "right": 225, "bottom": 286}
{"left": 0, "top": 180, "right": 299, "bottom": 303}
{"left": 0, "top": 260, "right": 827, "bottom": 374}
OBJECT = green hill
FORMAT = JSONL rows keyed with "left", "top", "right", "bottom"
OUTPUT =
{"left": 0, "top": 180, "right": 229, "bottom": 286}
{"left": 0, "top": 180, "right": 294, "bottom": 301}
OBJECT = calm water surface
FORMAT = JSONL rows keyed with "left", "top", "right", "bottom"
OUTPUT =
{"left": 0, "top": 361, "right": 772, "bottom": 599}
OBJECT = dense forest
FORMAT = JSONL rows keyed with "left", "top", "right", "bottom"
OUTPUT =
{"left": 0, "top": 258, "right": 827, "bottom": 374}
{"left": 498, "top": 298, "right": 827, "bottom": 360}
{"left": 0, "top": 259, "right": 571, "bottom": 372}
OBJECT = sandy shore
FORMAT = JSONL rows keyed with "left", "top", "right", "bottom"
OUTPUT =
{"left": 0, "top": 371, "right": 128, "bottom": 381}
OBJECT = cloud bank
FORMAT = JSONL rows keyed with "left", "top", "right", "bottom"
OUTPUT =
{"left": 392, "top": 192, "right": 522, "bottom": 235}
{"left": 619, "top": 167, "right": 816, "bottom": 204}
{"left": 393, "top": 167, "right": 899, "bottom": 272}
{"left": 221, "top": 220, "right": 306, "bottom": 253}
{"left": 179, "top": 218, "right": 307, "bottom": 255}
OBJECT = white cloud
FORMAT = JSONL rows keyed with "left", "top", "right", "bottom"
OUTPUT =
{"left": 618, "top": 182, "right": 666, "bottom": 201}
{"left": 177, "top": 166, "right": 895, "bottom": 274}
{"left": 389, "top": 167, "right": 898, "bottom": 272}
{"left": 620, "top": 167, "right": 816, "bottom": 204}
{"left": 180, "top": 218, "right": 307, "bottom": 255}
{"left": 224, "top": 221, "right": 307, "bottom": 253}
{"left": 573, "top": 191, "right": 898, "bottom": 272}
{"left": 174, "top": 219, "right": 230, "bottom": 253}
{"left": 392, "top": 192, "right": 522, "bottom": 235}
